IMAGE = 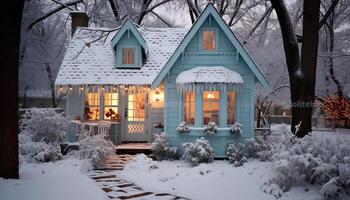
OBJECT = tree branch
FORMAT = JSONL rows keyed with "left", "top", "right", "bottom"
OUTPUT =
{"left": 319, "top": 0, "right": 339, "bottom": 29}
{"left": 150, "top": 11, "right": 172, "bottom": 27}
{"left": 27, "top": 0, "right": 83, "bottom": 31}
{"left": 243, "top": 6, "right": 273, "bottom": 44}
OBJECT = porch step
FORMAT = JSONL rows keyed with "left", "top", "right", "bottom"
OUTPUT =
{"left": 116, "top": 143, "right": 152, "bottom": 155}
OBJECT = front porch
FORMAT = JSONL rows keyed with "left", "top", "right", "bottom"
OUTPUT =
{"left": 63, "top": 85, "right": 165, "bottom": 145}
{"left": 115, "top": 143, "right": 152, "bottom": 155}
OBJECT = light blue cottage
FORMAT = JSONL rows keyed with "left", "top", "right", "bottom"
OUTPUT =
{"left": 55, "top": 3, "right": 268, "bottom": 157}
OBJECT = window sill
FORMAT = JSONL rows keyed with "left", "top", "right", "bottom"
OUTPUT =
{"left": 178, "top": 127, "right": 234, "bottom": 137}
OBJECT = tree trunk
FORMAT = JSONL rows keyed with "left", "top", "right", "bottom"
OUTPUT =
{"left": 45, "top": 63, "right": 57, "bottom": 108}
{"left": 271, "top": 0, "right": 320, "bottom": 137}
{"left": 327, "top": 11, "right": 343, "bottom": 100}
{"left": 294, "top": 0, "right": 320, "bottom": 136}
{"left": 0, "top": 1, "right": 24, "bottom": 179}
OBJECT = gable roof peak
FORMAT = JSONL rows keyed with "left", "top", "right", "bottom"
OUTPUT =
{"left": 151, "top": 2, "right": 269, "bottom": 88}
{"left": 111, "top": 17, "right": 147, "bottom": 54}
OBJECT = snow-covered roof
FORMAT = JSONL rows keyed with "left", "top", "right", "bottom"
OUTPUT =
{"left": 175, "top": 66, "right": 243, "bottom": 93}
{"left": 55, "top": 26, "right": 188, "bottom": 86}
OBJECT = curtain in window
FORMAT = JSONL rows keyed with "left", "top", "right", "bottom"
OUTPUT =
{"left": 203, "top": 31, "right": 215, "bottom": 50}
{"left": 122, "top": 48, "right": 135, "bottom": 64}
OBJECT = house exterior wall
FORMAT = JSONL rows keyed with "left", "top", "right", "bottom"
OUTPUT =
{"left": 163, "top": 17, "right": 256, "bottom": 157}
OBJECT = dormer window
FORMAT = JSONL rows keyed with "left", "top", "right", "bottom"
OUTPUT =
{"left": 122, "top": 48, "right": 135, "bottom": 65}
{"left": 203, "top": 31, "right": 215, "bottom": 51}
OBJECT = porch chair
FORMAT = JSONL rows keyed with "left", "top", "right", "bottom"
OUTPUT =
{"left": 97, "top": 121, "right": 111, "bottom": 139}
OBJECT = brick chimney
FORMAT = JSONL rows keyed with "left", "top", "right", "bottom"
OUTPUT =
{"left": 70, "top": 11, "right": 89, "bottom": 37}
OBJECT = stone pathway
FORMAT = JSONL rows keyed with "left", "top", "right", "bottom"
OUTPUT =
{"left": 87, "top": 154, "right": 189, "bottom": 200}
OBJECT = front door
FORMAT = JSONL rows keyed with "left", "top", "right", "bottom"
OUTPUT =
{"left": 124, "top": 93, "right": 148, "bottom": 142}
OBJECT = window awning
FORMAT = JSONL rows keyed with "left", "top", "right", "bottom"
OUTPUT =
{"left": 175, "top": 66, "right": 243, "bottom": 93}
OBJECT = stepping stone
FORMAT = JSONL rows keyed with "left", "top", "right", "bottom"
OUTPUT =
{"left": 117, "top": 183, "right": 135, "bottom": 188}
{"left": 91, "top": 175, "right": 116, "bottom": 179}
{"left": 102, "top": 187, "right": 114, "bottom": 193}
{"left": 118, "top": 192, "right": 153, "bottom": 199}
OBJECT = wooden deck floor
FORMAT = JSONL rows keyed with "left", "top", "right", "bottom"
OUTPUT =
{"left": 115, "top": 143, "right": 152, "bottom": 155}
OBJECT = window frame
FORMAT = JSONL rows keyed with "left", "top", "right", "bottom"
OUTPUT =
{"left": 84, "top": 93, "right": 101, "bottom": 121}
{"left": 199, "top": 28, "right": 219, "bottom": 52}
{"left": 183, "top": 92, "right": 195, "bottom": 125}
{"left": 116, "top": 44, "right": 141, "bottom": 68}
{"left": 202, "top": 91, "right": 220, "bottom": 125}
{"left": 84, "top": 92, "right": 120, "bottom": 122}
{"left": 227, "top": 91, "right": 236, "bottom": 126}
{"left": 103, "top": 93, "right": 120, "bottom": 122}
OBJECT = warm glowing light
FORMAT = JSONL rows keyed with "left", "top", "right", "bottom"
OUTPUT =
{"left": 207, "top": 93, "right": 214, "bottom": 99}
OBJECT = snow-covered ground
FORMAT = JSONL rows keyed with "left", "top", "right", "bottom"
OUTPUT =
{"left": 121, "top": 154, "right": 322, "bottom": 200}
{"left": 121, "top": 125, "right": 350, "bottom": 200}
{"left": 0, "top": 159, "right": 107, "bottom": 200}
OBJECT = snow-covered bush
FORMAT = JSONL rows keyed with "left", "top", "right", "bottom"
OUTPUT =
{"left": 19, "top": 134, "right": 62, "bottom": 163}
{"left": 226, "top": 143, "right": 247, "bottom": 167}
{"left": 182, "top": 137, "right": 214, "bottom": 166}
{"left": 151, "top": 132, "right": 177, "bottom": 160}
{"left": 78, "top": 133, "right": 115, "bottom": 166}
{"left": 176, "top": 122, "right": 191, "bottom": 134}
{"left": 268, "top": 129, "right": 350, "bottom": 199}
{"left": 230, "top": 122, "right": 243, "bottom": 136}
{"left": 246, "top": 137, "right": 271, "bottom": 161}
{"left": 204, "top": 122, "right": 218, "bottom": 136}
{"left": 19, "top": 108, "right": 67, "bottom": 163}
{"left": 20, "top": 108, "right": 67, "bottom": 143}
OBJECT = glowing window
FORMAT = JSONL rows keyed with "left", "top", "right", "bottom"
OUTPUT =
{"left": 184, "top": 92, "right": 195, "bottom": 125}
{"left": 122, "top": 48, "right": 135, "bottom": 64}
{"left": 203, "top": 91, "right": 220, "bottom": 125}
{"left": 84, "top": 93, "right": 100, "bottom": 120}
{"left": 104, "top": 93, "right": 119, "bottom": 121}
{"left": 203, "top": 31, "right": 215, "bottom": 51}
{"left": 227, "top": 91, "right": 236, "bottom": 125}
{"left": 128, "top": 93, "right": 145, "bottom": 122}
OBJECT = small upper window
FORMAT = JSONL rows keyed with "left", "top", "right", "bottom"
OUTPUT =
{"left": 203, "top": 31, "right": 215, "bottom": 51}
{"left": 122, "top": 48, "right": 135, "bottom": 64}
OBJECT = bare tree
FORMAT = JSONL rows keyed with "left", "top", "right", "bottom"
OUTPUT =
{"left": 0, "top": 1, "right": 24, "bottom": 179}
{"left": 269, "top": 0, "right": 344, "bottom": 136}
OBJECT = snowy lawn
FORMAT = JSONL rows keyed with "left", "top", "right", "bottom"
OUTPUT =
{"left": 0, "top": 159, "right": 107, "bottom": 200}
{"left": 121, "top": 154, "right": 322, "bottom": 200}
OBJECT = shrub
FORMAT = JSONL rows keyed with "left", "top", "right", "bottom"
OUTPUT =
{"left": 78, "top": 133, "right": 115, "bottom": 166}
{"left": 19, "top": 108, "right": 67, "bottom": 163}
{"left": 19, "top": 134, "right": 62, "bottom": 163}
{"left": 20, "top": 108, "right": 67, "bottom": 143}
{"left": 204, "top": 122, "right": 217, "bottom": 136}
{"left": 268, "top": 129, "right": 350, "bottom": 199}
{"left": 246, "top": 137, "right": 271, "bottom": 161}
{"left": 230, "top": 122, "right": 243, "bottom": 136}
{"left": 226, "top": 143, "right": 247, "bottom": 167}
{"left": 182, "top": 137, "right": 214, "bottom": 166}
{"left": 151, "top": 132, "right": 177, "bottom": 161}
{"left": 176, "top": 122, "right": 191, "bottom": 134}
